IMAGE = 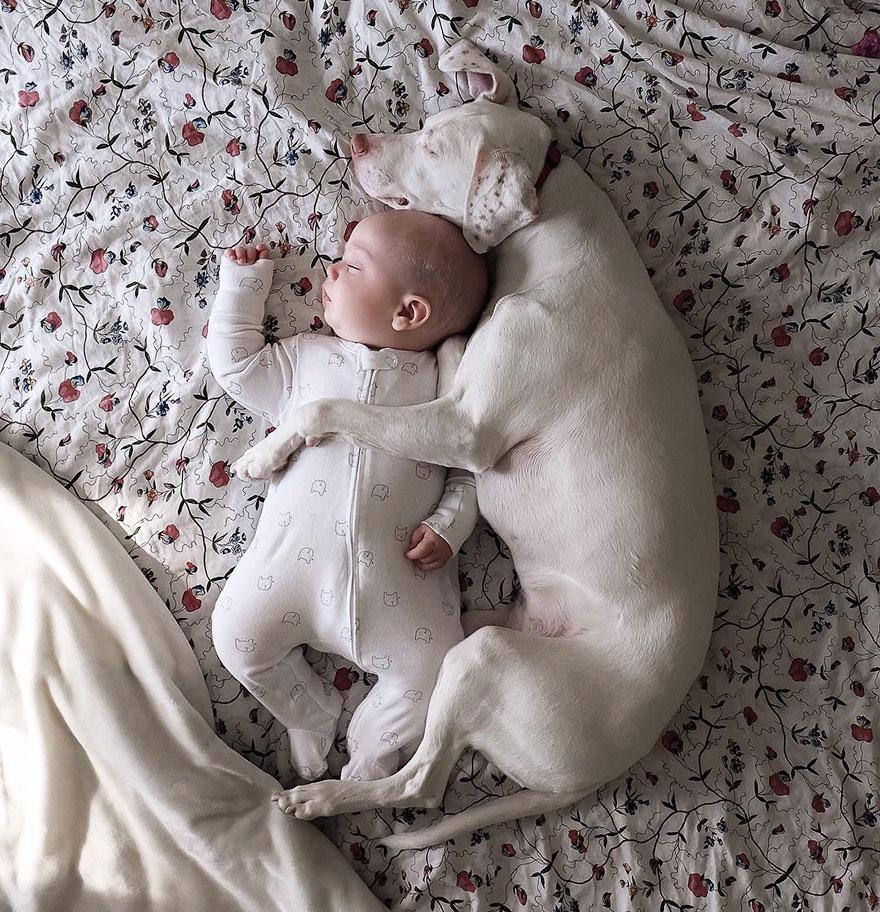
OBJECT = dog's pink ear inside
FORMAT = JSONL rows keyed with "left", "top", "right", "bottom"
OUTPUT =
{"left": 465, "top": 69, "right": 511, "bottom": 105}
{"left": 463, "top": 148, "right": 539, "bottom": 254}
{"left": 438, "top": 40, "right": 514, "bottom": 105}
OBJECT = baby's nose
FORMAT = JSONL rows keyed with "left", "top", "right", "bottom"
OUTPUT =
{"left": 350, "top": 134, "right": 369, "bottom": 157}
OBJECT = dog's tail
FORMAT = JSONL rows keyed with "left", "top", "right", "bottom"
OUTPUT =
{"left": 377, "top": 786, "right": 591, "bottom": 851}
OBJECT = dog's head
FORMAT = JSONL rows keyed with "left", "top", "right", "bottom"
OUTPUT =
{"left": 348, "top": 40, "right": 552, "bottom": 254}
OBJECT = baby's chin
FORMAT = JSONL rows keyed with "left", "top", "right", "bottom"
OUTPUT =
{"left": 322, "top": 307, "right": 344, "bottom": 338}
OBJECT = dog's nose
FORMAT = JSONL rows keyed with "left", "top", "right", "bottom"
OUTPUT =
{"left": 351, "top": 134, "right": 369, "bottom": 156}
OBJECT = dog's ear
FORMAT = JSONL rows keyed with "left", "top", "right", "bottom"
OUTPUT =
{"left": 462, "top": 146, "right": 539, "bottom": 254}
{"left": 438, "top": 39, "right": 515, "bottom": 106}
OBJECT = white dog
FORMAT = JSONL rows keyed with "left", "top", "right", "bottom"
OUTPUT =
{"left": 232, "top": 39, "right": 719, "bottom": 850}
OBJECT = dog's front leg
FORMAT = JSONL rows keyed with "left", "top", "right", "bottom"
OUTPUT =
{"left": 306, "top": 392, "right": 524, "bottom": 474}
{"left": 236, "top": 394, "right": 497, "bottom": 479}
{"left": 304, "top": 396, "right": 485, "bottom": 466}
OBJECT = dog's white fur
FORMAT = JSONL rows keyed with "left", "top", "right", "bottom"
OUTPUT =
{"left": 233, "top": 40, "right": 719, "bottom": 850}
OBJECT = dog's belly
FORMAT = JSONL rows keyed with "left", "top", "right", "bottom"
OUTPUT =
{"left": 478, "top": 402, "right": 718, "bottom": 644}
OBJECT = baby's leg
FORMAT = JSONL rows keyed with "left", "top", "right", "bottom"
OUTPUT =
{"left": 211, "top": 567, "right": 342, "bottom": 780}
{"left": 341, "top": 622, "right": 464, "bottom": 782}
{"left": 281, "top": 645, "right": 342, "bottom": 780}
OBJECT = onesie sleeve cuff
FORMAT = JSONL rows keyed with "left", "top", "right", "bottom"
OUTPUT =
{"left": 420, "top": 473, "right": 479, "bottom": 556}
{"left": 218, "top": 255, "right": 275, "bottom": 293}
{"left": 424, "top": 519, "right": 471, "bottom": 558}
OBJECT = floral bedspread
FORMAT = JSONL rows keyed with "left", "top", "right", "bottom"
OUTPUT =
{"left": 2, "top": 0, "right": 879, "bottom": 908}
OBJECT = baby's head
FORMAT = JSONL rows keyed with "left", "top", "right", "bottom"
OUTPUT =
{"left": 321, "top": 210, "right": 488, "bottom": 351}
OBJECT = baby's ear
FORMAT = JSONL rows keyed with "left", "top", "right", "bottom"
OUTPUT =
{"left": 462, "top": 146, "right": 539, "bottom": 254}
{"left": 392, "top": 295, "right": 431, "bottom": 332}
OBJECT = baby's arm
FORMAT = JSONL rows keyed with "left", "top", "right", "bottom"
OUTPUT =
{"left": 207, "top": 255, "right": 297, "bottom": 425}
{"left": 422, "top": 471, "right": 479, "bottom": 552}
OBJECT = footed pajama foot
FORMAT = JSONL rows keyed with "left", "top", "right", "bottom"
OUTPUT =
{"left": 340, "top": 754, "right": 394, "bottom": 782}
{"left": 287, "top": 727, "right": 335, "bottom": 782}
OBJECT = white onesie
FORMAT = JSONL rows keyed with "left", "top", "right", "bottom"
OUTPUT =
{"left": 207, "top": 256, "right": 478, "bottom": 782}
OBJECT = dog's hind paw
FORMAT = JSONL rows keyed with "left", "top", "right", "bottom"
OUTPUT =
{"left": 271, "top": 780, "right": 347, "bottom": 820}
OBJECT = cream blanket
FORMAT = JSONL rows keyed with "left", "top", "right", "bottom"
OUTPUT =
{"left": 0, "top": 443, "right": 383, "bottom": 912}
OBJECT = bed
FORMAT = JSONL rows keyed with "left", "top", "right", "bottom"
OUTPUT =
{"left": 2, "top": 0, "right": 879, "bottom": 908}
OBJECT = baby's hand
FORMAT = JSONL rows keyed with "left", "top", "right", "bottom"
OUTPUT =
{"left": 225, "top": 243, "right": 272, "bottom": 266}
{"left": 405, "top": 524, "right": 453, "bottom": 571}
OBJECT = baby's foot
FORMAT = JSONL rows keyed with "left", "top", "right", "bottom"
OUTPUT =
{"left": 286, "top": 727, "right": 334, "bottom": 782}
{"left": 225, "top": 243, "right": 272, "bottom": 266}
{"left": 340, "top": 754, "right": 396, "bottom": 782}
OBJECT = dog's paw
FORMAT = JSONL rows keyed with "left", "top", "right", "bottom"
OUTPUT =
{"left": 231, "top": 449, "right": 275, "bottom": 480}
{"left": 232, "top": 434, "right": 303, "bottom": 480}
{"left": 271, "top": 781, "right": 346, "bottom": 820}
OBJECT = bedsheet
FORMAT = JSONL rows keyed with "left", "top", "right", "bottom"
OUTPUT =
{"left": 0, "top": 441, "right": 383, "bottom": 912}
{"left": 1, "top": 0, "right": 879, "bottom": 908}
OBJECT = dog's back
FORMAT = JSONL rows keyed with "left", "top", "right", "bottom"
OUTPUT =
{"left": 471, "top": 157, "right": 718, "bottom": 654}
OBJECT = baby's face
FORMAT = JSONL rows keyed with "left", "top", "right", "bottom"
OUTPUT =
{"left": 321, "top": 217, "right": 416, "bottom": 350}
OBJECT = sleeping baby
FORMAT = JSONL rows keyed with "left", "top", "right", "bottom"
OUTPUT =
{"left": 207, "top": 210, "right": 488, "bottom": 784}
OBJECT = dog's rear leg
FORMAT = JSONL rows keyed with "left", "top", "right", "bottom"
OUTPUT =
{"left": 274, "top": 638, "right": 476, "bottom": 820}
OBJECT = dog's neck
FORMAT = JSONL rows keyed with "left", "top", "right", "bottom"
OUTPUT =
{"left": 488, "top": 154, "right": 592, "bottom": 303}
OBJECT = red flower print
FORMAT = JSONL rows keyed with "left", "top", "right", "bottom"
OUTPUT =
{"left": 688, "top": 873, "right": 709, "bottom": 897}
{"left": 182, "top": 122, "right": 205, "bottom": 146}
{"left": 456, "top": 871, "right": 476, "bottom": 892}
{"left": 852, "top": 28, "right": 880, "bottom": 57}
{"left": 210, "top": 461, "right": 230, "bottom": 487}
{"left": 276, "top": 51, "right": 298, "bottom": 76}
{"left": 769, "top": 771, "right": 790, "bottom": 795}
{"left": 90, "top": 248, "right": 109, "bottom": 274}
{"left": 59, "top": 379, "right": 80, "bottom": 402}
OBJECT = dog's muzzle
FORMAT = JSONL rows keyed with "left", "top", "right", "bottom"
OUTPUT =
{"left": 349, "top": 131, "right": 558, "bottom": 201}
{"left": 349, "top": 133, "right": 409, "bottom": 206}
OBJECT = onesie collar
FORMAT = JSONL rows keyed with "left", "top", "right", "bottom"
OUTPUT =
{"left": 337, "top": 338, "right": 404, "bottom": 371}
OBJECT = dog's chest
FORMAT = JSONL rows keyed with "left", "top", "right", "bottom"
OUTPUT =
{"left": 474, "top": 438, "right": 553, "bottom": 546}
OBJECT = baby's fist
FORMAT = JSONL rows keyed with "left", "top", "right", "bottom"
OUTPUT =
{"left": 405, "top": 524, "right": 453, "bottom": 571}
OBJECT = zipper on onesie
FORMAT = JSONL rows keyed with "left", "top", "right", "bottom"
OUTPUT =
{"left": 346, "top": 366, "right": 376, "bottom": 668}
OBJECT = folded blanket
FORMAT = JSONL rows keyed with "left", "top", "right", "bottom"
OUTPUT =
{"left": 0, "top": 443, "right": 383, "bottom": 912}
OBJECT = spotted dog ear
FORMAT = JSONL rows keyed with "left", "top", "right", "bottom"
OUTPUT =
{"left": 462, "top": 146, "right": 539, "bottom": 254}
{"left": 438, "top": 39, "right": 515, "bottom": 106}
